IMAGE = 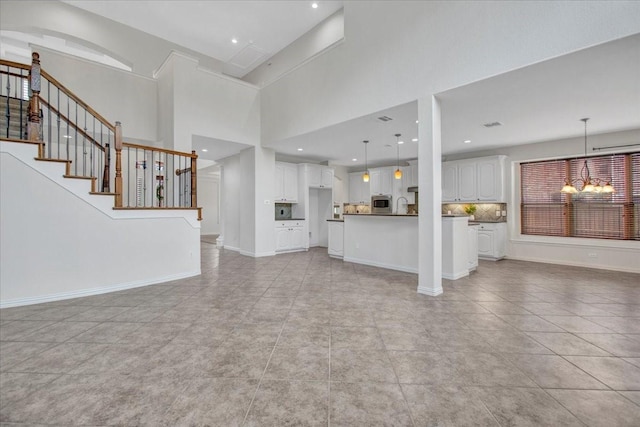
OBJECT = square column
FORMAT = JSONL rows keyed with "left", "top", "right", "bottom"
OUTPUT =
{"left": 417, "top": 96, "right": 443, "bottom": 296}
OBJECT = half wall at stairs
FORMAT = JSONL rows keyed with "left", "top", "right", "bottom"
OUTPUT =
{"left": 0, "top": 143, "right": 201, "bottom": 308}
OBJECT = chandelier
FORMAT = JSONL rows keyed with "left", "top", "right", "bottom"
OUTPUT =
{"left": 561, "top": 118, "right": 614, "bottom": 194}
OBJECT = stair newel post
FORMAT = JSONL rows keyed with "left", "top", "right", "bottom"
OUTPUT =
{"left": 114, "top": 121, "right": 123, "bottom": 207}
{"left": 191, "top": 150, "right": 197, "bottom": 209}
{"left": 27, "top": 52, "right": 42, "bottom": 142}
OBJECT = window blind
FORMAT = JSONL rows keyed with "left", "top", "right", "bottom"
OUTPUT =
{"left": 520, "top": 152, "right": 639, "bottom": 241}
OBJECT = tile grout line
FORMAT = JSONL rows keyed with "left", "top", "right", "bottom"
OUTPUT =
{"left": 239, "top": 254, "right": 307, "bottom": 427}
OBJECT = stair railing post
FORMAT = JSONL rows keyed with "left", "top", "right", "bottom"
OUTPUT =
{"left": 115, "top": 121, "right": 123, "bottom": 207}
{"left": 191, "top": 150, "right": 197, "bottom": 209}
{"left": 27, "top": 52, "right": 42, "bottom": 141}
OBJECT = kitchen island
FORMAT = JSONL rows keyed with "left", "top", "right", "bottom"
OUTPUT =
{"left": 341, "top": 214, "right": 472, "bottom": 278}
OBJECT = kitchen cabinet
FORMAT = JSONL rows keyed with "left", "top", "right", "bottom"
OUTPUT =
{"left": 407, "top": 160, "right": 418, "bottom": 188}
{"left": 327, "top": 221, "right": 344, "bottom": 258}
{"left": 442, "top": 155, "right": 506, "bottom": 202}
{"left": 468, "top": 224, "right": 479, "bottom": 271}
{"left": 477, "top": 222, "right": 506, "bottom": 260}
{"left": 274, "top": 162, "right": 298, "bottom": 202}
{"left": 349, "top": 172, "right": 370, "bottom": 204}
{"left": 307, "top": 164, "right": 333, "bottom": 188}
{"left": 392, "top": 166, "right": 415, "bottom": 208}
{"left": 370, "top": 167, "right": 393, "bottom": 196}
{"left": 275, "top": 220, "right": 306, "bottom": 252}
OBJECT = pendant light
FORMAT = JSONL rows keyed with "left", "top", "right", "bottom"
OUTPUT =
{"left": 362, "top": 140, "right": 370, "bottom": 182}
{"left": 561, "top": 118, "right": 615, "bottom": 194}
{"left": 394, "top": 133, "right": 402, "bottom": 180}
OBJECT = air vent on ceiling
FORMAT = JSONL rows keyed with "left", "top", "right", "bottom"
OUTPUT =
{"left": 483, "top": 121, "right": 503, "bottom": 128}
{"left": 377, "top": 116, "right": 393, "bottom": 122}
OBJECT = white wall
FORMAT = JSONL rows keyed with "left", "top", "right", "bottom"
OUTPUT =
{"left": 219, "top": 146, "right": 276, "bottom": 257}
{"left": 245, "top": 8, "right": 345, "bottom": 86}
{"left": 444, "top": 128, "right": 640, "bottom": 273}
{"left": 197, "top": 175, "right": 220, "bottom": 235}
{"left": 0, "top": 0, "right": 224, "bottom": 77}
{"left": 260, "top": 1, "right": 640, "bottom": 144}
{"left": 36, "top": 48, "right": 158, "bottom": 143}
{"left": 1, "top": 142, "right": 201, "bottom": 308}
{"left": 164, "top": 53, "right": 261, "bottom": 153}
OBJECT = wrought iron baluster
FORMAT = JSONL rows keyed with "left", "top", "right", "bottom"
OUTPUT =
{"left": 5, "top": 69, "right": 10, "bottom": 138}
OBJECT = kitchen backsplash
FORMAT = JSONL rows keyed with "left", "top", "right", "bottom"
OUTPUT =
{"left": 441, "top": 203, "right": 507, "bottom": 222}
{"left": 275, "top": 203, "right": 292, "bottom": 220}
{"left": 343, "top": 204, "right": 371, "bottom": 214}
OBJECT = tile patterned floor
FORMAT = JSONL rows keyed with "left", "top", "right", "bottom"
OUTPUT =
{"left": 1, "top": 243, "right": 640, "bottom": 426}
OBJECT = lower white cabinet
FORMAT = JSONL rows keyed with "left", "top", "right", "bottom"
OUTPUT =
{"left": 275, "top": 221, "right": 305, "bottom": 253}
{"left": 327, "top": 221, "right": 344, "bottom": 258}
{"left": 468, "top": 224, "right": 479, "bottom": 271}
{"left": 477, "top": 222, "right": 506, "bottom": 260}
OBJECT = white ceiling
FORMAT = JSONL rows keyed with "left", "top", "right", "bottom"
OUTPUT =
{"left": 63, "top": 0, "right": 343, "bottom": 78}
{"left": 271, "top": 33, "right": 639, "bottom": 168}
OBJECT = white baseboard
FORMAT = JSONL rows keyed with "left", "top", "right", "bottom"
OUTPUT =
{"left": 240, "top": 250, "right": 276, "bottom": 258}
{"left": 506, "top": 255, "right": 640, "bottom": 274}
{"left": 0, "top": 270, "right": 201, "bottom": 309}
{"left": 417, "top": 286, "right": 444, "bottom": 296}
{"left": 442, "top": 270, "right": 470, "bottom": 280}
{"left": 343, "top": 256, "right": 418, "bottom": 274}
{"left": 223, "top": 245, "right": 241, "bottom": 253}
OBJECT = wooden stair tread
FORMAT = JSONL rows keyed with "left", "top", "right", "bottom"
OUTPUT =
{"left": 63, "top": 175, "right": 95, "bottom": 180}
{"left": 89, "top": 192, "right": 117, "bottom": 196}
{"left": 35, "top": 157, "right": 70, "bottom": 163}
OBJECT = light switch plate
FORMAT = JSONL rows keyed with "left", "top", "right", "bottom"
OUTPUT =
{"left": 496, "top": 210, "right": 501, "bottom": 217}
{"left": 501, "top": 210, "right": 507, "bottom": 216}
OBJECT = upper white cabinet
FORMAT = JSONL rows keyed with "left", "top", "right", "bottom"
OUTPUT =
{"left": 370, "top": 167, "right": 393, "bottom": 196}
{"left": 349, "top": 172, "right": 370, "bottom": 204}
{"left": 274, "top": 162, "right": 298, "bottom": 202}
{"left": 407, "top": 160, "right": 419, "bottom": 188}
{"left": 307, "top": 164, "right": 333, "bottom": 189}
{"left": 442, "top": 155, "right": 506, "bottom": 202}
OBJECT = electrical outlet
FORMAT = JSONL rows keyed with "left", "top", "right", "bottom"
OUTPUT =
{"left": 588, "top": 253, "right": 597, "bottom": 258}
{"left": 264, "top": 200, "right": 270, "bottom": 204}
{"left": 501, "top": 210, "right": 507, "bottom": 217}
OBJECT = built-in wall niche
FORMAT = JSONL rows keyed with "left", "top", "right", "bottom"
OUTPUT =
{"left": 275, "top": 203, "right": 292, "bottom": 220}
{"left": 442, "top": 203, "right": 507, "bottom": 222}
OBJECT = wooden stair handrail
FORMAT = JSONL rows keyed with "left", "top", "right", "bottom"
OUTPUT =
{"left": 0, "top": 59, "right": 30, "bottom": 71}
{"left": 40, "top": 69, "right": 115, "bottom": 133}
{"left": 122, "top": 141, "right": 198, "bottom": 158}
{"left": 38, "top": 97, "right": 106, "bottom": 152}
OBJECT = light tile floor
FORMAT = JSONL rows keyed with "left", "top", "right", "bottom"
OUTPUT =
{"left": 2, "top": 243, "right": 640, "bottom": 426}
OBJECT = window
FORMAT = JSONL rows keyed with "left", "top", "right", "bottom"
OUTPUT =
{"left": 520, "top": 152, "right": 639, "bottom": 241}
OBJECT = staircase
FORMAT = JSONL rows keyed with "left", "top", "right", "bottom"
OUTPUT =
{"left": 0, "top": 95, "right": 28, "bottom": 140}
{"left": 1, "top": 52, "right": 200, "bottom": 216}
{"left": 1, "top": 52, "right": 202, "bottom": 308}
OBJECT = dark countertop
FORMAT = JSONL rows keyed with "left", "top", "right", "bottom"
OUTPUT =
{"left": 326, "top": 219, "right": 344, "bottom": 222}
{"left": 343, "top": 213, "right": 418, "bottom": 217}
{"left": 275, "top": 218, "right": 305, "bottom": 221}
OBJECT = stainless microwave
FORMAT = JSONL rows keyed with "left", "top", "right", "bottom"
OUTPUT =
{"left": 371, "top": 195, "right": 392, "bottom": 214}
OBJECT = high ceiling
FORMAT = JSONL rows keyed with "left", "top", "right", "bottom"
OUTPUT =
{"left": 63, "top": 0, "right": 343, "bottom": 78}
{"left": 269, "top": 33, "right": 640, "bottom": 168}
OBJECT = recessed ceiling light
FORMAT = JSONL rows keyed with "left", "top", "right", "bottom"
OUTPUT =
{"left": 415, "top": 120, "right": 419, "bottom": 124}
{"left": 352, "top": 158, "right": 357, "bottom": 162}
{"left": 297, "top": 148, "right": 303, "bottom": 151}
{"left": 202, "top": 149, "right": 208, "bottom": 152}
{"left": 231, "top": 38, "right": 238, "bottom": 44}
{"left": 311, "top": 2, "right": 318, "bottom": 9}
{"left": 398, "top": 140, "right": 405, "bottom": 145}
{"left": 63, "top": 135, "right": 72, "bottom": 139}
{"left": 412, "top": 138, "right": 418, "bottom": 142}
{"left": 463, "top": 140, "right": 471, "bottom": 144}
